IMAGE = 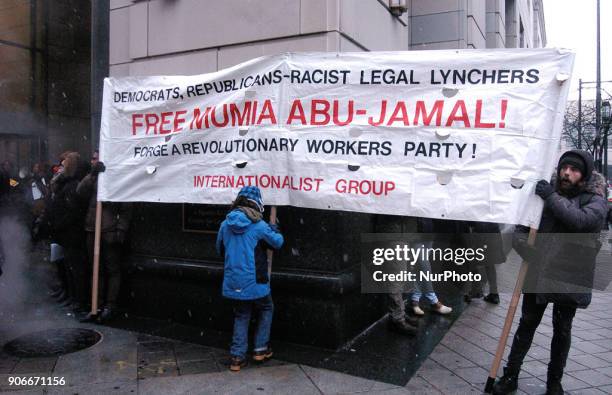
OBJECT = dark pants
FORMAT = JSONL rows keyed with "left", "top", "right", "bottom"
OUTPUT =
{"left": 87, "top": 233, "right": 123, "bottom": 308}
{"left": 506, "top": 294, "right": 577, "bottom": 382}
{"left": 64, "top": 245, "right": 90, "bottom": 307}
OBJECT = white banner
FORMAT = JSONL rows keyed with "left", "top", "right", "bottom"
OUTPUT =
{"left": 98, "top": 49, "right": 574, "bottom": 227}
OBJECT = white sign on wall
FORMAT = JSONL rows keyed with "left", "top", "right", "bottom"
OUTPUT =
{"left": 98, "top": 49, "right": 574, "bottom": 227}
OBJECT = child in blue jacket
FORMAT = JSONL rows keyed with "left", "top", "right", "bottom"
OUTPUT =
{"left": 216, "top": 186, "right": 284, "bottom": 371}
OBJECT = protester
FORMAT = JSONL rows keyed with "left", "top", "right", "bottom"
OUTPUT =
{"left": 24, "top": 163, "right": 50, "bottom": 246}
{"left": 48, "top": 152, "right": 90, "bottom": 315}
{"left": 216, "top": 186, "right": 283, "bottom": 372}
{"left": 461, "top": 222, "right": 506, "bottom": 305}
{"left": 78, "top": 151, "right": 133, "bottom": 323}
{"left": 492, "top": 150, "right": 608, "bottom": 395}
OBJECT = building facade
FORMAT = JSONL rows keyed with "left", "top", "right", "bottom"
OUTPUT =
{"left": 97, "top": 0, "right": 548, "bottom": 348}
{"left": 0, "top": 0, "right": 92, "bottom": 175}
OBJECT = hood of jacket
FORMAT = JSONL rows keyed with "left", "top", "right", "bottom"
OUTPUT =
{"left": 225, "top": 208, "right": 260, "bottom": 234}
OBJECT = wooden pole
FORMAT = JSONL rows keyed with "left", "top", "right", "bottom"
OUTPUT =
{"left": 90, "top": 201, "right": 102, "bottom": 315}
{"left": 484, "top": 227, "right": 538, "bottom": 393}
{"left": 267, "top": 206, "right": 277, "bottom": 277}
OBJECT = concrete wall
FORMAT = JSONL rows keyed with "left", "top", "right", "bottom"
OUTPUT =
{"left": 410, "top": 0, "right": 545, "bottom": 50}
{"left": 46, "top": 0, "right": 92, "bottom": 161}
{"left": 109, "top": 0, "right": 409, "bottom": 77}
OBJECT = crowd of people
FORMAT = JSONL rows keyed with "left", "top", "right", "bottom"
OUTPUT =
{"left": 0, "top": 151, "right": 133, "bottom": 324}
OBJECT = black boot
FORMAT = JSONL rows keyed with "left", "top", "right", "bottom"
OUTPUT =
{"left": 491, "top": 368, "right": 518, "bottom": 395}
{"left": 545, "top": 380, "right": 563, "bottom": 395}
{"left": 484, "top": 293, "right": 500, "bottom": 304}
{"left": 387, "top": 319, "right": 417, "bottom": 336}
{"left": 97, "top": 306, "right": 116, "bottom": 323}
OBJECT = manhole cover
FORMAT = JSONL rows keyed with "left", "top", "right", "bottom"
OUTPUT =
{"left": 3, "top": 328, "right": 102, "bottom": 357}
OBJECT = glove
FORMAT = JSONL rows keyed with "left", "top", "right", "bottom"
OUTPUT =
{"left": 91, "top": 161, "right": 106, "bottom": 176}
{"left": 513, "top": 237, "right": 540, "bottom": 264}
{"left": 269, "top": 223, "right": 281, "bottom": 233}
{"left": 535, "top": 180, "right": 554, "bottom": 199}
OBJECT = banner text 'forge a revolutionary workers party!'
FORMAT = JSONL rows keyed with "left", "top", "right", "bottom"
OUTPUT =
{"left": 98, "top": 49, "right": 574, "bottom": 227}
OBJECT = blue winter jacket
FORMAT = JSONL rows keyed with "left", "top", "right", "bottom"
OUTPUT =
{"left": 216, "top": 209, "right": 284, "bottom": 300}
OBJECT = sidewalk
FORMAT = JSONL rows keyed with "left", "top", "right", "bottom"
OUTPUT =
{"left": 3, "top": 288, "right": 611, "bottom": 394}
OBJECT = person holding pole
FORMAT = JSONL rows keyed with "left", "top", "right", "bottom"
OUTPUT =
{"left": 492, "top": 150, "right": 607, "bottom": 395}
{"left": 77, "top": 151, "right": 133, "bottom": 323}
{"left": 216, "top": 186, "right": 283, "bottom": 372}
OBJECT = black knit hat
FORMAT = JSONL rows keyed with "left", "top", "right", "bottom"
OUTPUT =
{"left": 558, "top": 149, "right": 594, "bottom": 180}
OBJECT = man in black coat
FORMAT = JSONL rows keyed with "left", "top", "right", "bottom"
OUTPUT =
{"left": 493, "top": 150, "right": 608, "bottom": 395}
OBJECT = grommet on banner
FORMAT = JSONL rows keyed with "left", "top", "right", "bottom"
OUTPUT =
{"left": 244, "top": 90, "right": 257, "bottom": 100}
{"left": 442, "top": 87, "right": 459, "bottom": 98}
{"left": 239, "top": 127, "right": 249, "bottom": 136}
{"left": 146, "top": 166, "right": 157, "bottom": 175}
{"left": 435, "top": 130, "right": 451, "bottom": 140}
{"left": 348, "top": 163, "right": 360, "bottom": 171}
{"left": 556, "top": 73, "right": 569, "bottom": 84}
{"left": 234, "top": 161, "right": 248, "bottom": 169}
{"left": 436, "top": 171, "right": 453, "bottom": 185}
{"left": 349, "top": 128, "right": 362, "bottom": 138}
{"left": 510, "top": 177, "right": 525, "bottom": 189}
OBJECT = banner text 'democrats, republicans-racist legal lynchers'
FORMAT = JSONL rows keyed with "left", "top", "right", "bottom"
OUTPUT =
{"left": 98, "top": 49, "right": 574, "bottom": 227}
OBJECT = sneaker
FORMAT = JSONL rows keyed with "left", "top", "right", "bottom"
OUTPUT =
{"left": 431, "top": 302, "right": 452, "bottom": 315}
{"left": 411, "top": 301, "right": 425, "bottom": 316}
{"left": 387, "top": 319, "right": 417, "bottom": 336}
{"left": 253, "top": 346, "right": 273, "bottom": 362}
{"left": 545, "top": 380, "right": 564, "bottom": 395}
{"left": 484, "top": 293, "right": 500, "bottom": 305}
{"left": 229, "top": 356, "right": 248, "bottom": 372}
{"left": 492, "top": 370, "right": 518, "bottom": 395}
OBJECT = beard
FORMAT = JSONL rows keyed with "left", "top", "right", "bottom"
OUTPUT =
{"left": 557, "top": 177, "right": 582, "bottom": 197}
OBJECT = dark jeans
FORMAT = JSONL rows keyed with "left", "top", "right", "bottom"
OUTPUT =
{"left": 230, "top": 294, "right": 274, "bottom": 359}
{"left": 506, "top": 294, "right": 577, "bottom": 382}
{"left": 64, "top": 245, "right": 90, "bottom": 307}
{"left": 87, "top": 233, "right": 123, "bottom": 308}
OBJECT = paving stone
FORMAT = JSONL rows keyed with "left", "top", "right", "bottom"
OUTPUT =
{"left": 451, "top": 366, "right": 489, "bottom": 385}
{"left": 595, "top": 366, "right": 612, "bottom": 378}
{"left": 572, "top": 341, "right": 610, "bottom": 354}
{"left": 567, "top": 369, "right": 611, "bottom": 387}
{"left": 300, "top": 365, "right": 381, "bottom": 393}
{"left": 177, "top": 359, "right": 222, "bottom": 375}
{"left": 517, "top": 376, "right": 546, "bottom": 394}
{"left": 521, "top": 359, "right": 549, "bottom": 378}
{"left": 569, "top": 354, "right": 610, "bottom": 369}
{"left": 137, "top": 364, "right": 320, "bottom": 394}
{"left": 568, "top": 387, "right": 608, "bottom": 395}
{"left": 0, "top": 355, "right": 20, "bottom": 374}
{"left": 598, "top": 384, "right": 612, "bottom": 393}
{"left": 563, "top": 358, "right": 590, "bottom": 373}
{"left": 594, "top": 351, "right": 612, "bottom": 363}
{"left": 427, "top": 350, "right": 476, "bottom": 370}
{"left": 573, "top": 330, "right": 605, "bottom": 341}
{"left": 416, "top": 367, "right": 471, "bottom": 393}
{"left": 404, "top": 375, "right": 443, "bottom": 394}
{"left": 10, "top": 357, "right": 57, "bottom": 374}
{"left": 47, "top": 379, "right": 137, "bottom": 395}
